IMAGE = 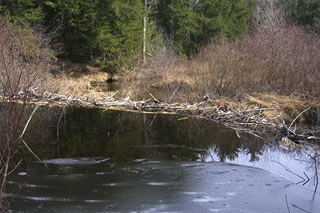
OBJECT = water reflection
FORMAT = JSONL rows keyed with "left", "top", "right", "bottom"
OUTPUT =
{"left": 19, "top": 107, "right": 319, "bottom": 182}
{"left": 21, "top": 107, "right": 264, "bottom": 162}
{"left": 15, "top": 106, "right": 320, "bottom": 190}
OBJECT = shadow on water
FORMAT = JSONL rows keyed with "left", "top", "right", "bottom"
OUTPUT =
{"left": 4, "top": 106, "right": 320, "bottom": 212}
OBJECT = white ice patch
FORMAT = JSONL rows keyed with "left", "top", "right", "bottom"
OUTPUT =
{"left": 40, "top": 157, "right": 110, "bottom": 165}
{"left": 193, "top": 196, "right": 225, "bottom": 202}
{"left": 18, "top": 172, "right": 28, "bottom": 176}
{"left": 146, "top": 182, "right": 169, "bottom": 186}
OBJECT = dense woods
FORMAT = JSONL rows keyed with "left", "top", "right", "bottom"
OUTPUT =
{"left": 0, "top": 0, "right": 253, "bottom": 70}
{"left": 0, "top": 0, "right": 319, "bottom": 72}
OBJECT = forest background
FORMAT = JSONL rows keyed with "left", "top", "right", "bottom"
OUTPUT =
{"left": 0, "top": 0, "right": 320, "bottom": 102}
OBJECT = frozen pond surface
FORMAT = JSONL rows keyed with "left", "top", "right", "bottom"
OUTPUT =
{"left": 5, "top": 107, "right": 320, "bottom": 212}
{"left": 6, "top": 159, "right": 320, "bottom": 212}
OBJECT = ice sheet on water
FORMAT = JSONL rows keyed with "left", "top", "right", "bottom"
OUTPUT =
{"left": 40, "top": 157, "right": 110, "bottom": 165}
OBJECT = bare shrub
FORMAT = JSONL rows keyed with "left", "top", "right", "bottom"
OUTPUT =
{"left": 193, "top": 24, "right": 320, "bottom": 98}
{"left": 0, "top": 19, "right": 55, "bottom": 98}
{"left": 0, "top": 18, "right": 55, "bottom": 210}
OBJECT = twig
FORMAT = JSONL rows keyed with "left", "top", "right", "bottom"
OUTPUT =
{"left": 303, "top": 172, "right": 310, "bottom": 186}
{"left": 239, "top": 107, "right": 275, "bottom": 114}
{"left": 56, "top": 107, "right": 65, "bottom": 157}
{"left": 285, "top": 194, "right": 290, "bottom": 213}
{"left": 177, "top": 117, "right": 189, "bottom": 121}
{"left": 19, "top": 104, "right": 45, "bottom": 166}
{"left": 291, "top": 204, "right": 311, "bottom": 213}
{"left": 149, "top": 115, "right": 157, "bottom": 127}
{"left": 7, "top": 159, "right": 23, "bottom": 176}
{"left": 149, "top": 93, "right": 160, "bottom": 103}
{"left": 247, "top": 131, "right": 264, "bottom": 140}
{"left": 20, "top": 104, "right": 40, "bottom": 138}
{"left": 168, "top": 86, "right": 179, "bottom": 103}
{"left": 20, "top": 138, "right": 42, "bottom": 163}
{"left": 313, "top": 154, "right": 318, "bottom": 200}
{"left": 271, "top": 160, "right": 305, "bottom": 182}
{"left": 57, "top": 106, "right": 65, "bottom": 141}
{"left": 219, "top": 108, "right": 274, "bottom": 116}
{"left": 288, "top": 107, "right": 311, "bottom": 131}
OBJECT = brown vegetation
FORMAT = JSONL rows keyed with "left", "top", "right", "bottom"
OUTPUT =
{"left": 0, "top": 19, "right": 54, "bottom": 210}
{"left": 120, "top": 24, "right": 320, "bottom": 101}
{"left": 115, "top": 23, "right": 320, "bottom": 131}
{"left": 48, "top": 66, "right": 110, "bottom": 102}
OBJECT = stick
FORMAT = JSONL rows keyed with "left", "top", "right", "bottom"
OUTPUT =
{"left": 303, "top": 172, "right": 310, "bottom": 186}
{"left": 19, "top": 104, "right": 45, "bottom": 166}
{"left": 239, "top": 108, "right": 275, "bottom": 114}
{"left": 149, "top": 115, "right": 157, "bottom": 127}
{"left": 56, "top": 107, "right": 65, "bottom": 157}
{"left": 271, "top": 160, "right": 305, "bottom": 181}
{"left": 313, "top": 154, "right": 318, "bottom": 200}
{"left": 288, "top": 107, "right": 311, "bottom": 130}
{"left": 20, "top": 138, "right": 42, "bottom": 163}
{"left": 177, "top": 117, "right": 189, "bottom": 121}
{"left": 149, "top": 93, "right": 160, "bottom": 103}
{"left": 168, "top": 86, "right": 179, "bottom": 103}
{"left": 291, "top": 204, "right": 311, "bottom": 213}
{"left": 285, "top": 194, "right": 290, "bottom": 213}
{"left": 7, "top": 159, "right": 23, "bottom": 176}
{"left": 20, "top": 104, "right": 40, "bottom": 138}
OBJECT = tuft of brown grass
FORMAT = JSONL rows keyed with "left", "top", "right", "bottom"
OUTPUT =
{"left": 118, "top": 51, "right": 198, "bottom": 102}
{"left": 48, "top": 68, "right": 111, "bottom": 101}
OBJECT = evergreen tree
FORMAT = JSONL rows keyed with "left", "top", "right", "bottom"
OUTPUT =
{"left": 157, "top": 0, "right": 253, "bottom": 56}
{"left": 0, "top": 0, "right": 44, "bottom": 25}
{"left": 286, "top": 0, "right": 320, "bottom": 26}
{"left": 96, "top": 0, "right": 144, "bottom": 72}
{"left": 1, "top": 0, "right": 254, "bottom": 71}
{"left": 42, "top": 0, "right": 100, "bottom": 61}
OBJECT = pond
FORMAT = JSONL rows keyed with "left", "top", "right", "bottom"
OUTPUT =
{"left": 4, "top": 106, "right": 320, "bottom": 212}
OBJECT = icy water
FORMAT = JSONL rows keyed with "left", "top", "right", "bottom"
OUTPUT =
{"left": 4, "top": 106, "right": 320, "bottom": 212}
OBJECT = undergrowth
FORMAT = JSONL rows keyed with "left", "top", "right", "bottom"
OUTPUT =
{"left": 119, "top": 24, "right": 320, "bottom": 104}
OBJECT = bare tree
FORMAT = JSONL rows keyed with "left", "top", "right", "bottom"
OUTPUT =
{"left": 143, "top": 0, "right": 159, "bottom": 65}
{"left": 253, "top": 0, "right": 287, "bottom": 30}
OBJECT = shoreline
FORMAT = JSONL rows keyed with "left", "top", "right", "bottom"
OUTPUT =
{"left": 2, "top": 90, "right": 319, "bottom": 148}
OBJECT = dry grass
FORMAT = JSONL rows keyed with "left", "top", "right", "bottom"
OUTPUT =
{"left": 246, "top": 93, "right": 313, "bottom": 123}
{"left": 118, "top": 53, "right": 198, "bottom": 102}
{"left": 48, "top": 67, "right": 111, "bottom": 101}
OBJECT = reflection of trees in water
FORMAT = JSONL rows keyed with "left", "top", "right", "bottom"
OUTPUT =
{"left": 6, "top": 106, "right": 320, "bottom": 201}
{"left": 0, "top": 102, "right": 29, "bottom": 210}
{"left": 207, "top": 134, "right": 265, "bottom": 162}
{"left": 14, "top": 108, "right": 268, "bottom": 165}
{"left": 15, "top": 106, "right": 63, "bottom": 160}
{"left": 141, "top": 114, "right": 266, "bottom": 163}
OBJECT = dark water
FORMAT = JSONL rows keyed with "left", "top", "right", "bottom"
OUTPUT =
{"left": 4, "top": 106, "right": 320, "bottom": 212}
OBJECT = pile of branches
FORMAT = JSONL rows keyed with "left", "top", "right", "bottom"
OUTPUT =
{"left": 2, "top": 86, "right": 320, "bottom": 146}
